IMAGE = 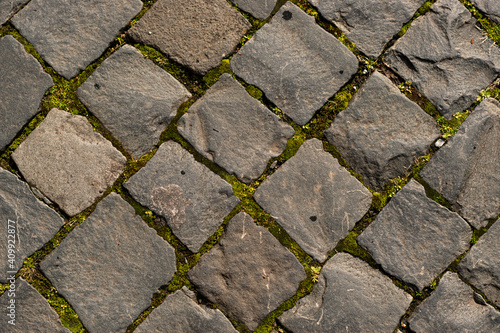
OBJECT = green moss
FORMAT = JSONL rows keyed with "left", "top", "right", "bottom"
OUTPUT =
{"left": 203, "top": 59, "right": 231, "bottom": 87}
{"left": 398, "top": 1, "right": 436, "bottom": 37}
{"left": 461, "top": 0, "right": 500, "bottom": 45}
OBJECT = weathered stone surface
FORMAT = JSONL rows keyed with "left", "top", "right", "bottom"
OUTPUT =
{"left": 178, "top": 74, "right": 294, "bottom": 183}
{"left": 0, "top": 35, "right": 53, "bottom": 152}
{"left": 124, "top": 141, "right": 239, "bottom": 252}
{"left": 189, "top": 212, "right": 306, "bottom": 330}
{"left": 472, "top": 0, "right": 500, "bottom": 25}
{"left": 40, "top": 193, "right": 176, "bottom": 333}
{"left": 309, "top": 0, "right": 427, "bottom": 58}
{"left": 460, "top": 220, "right": 500, "bottom": 307}
{"left": 384, "top": 0, "right": 500, "bottom": 119}
{"left": 358, "top": 180, "right": 472, "bottom": 291}
{"left": 12, "top": 109, "right": 126, "bottom": 216}
{"left": 420, "top": 98, "right": 500, "bottom": 229}
{"left": 409, "top": 272, "right": 500, "bottom": 332}
{"left": 11, "top": 0, "right": 142, "bottom": 79}
{"left": 230, "top": 2, "right": 358, "bottom": 126}
{"left": 280, "top": 253, "right": 412, "bottom": 333}
{"left": 231, "top": 0, "right": 277, "bottom": 20}
{"left": 0, "top": 279, "right": 70, "bottom": 332}
{"left": 0, "top": 168, "right": 64, "bottom": 283}
{"left": 77, "top": 45, "right": 191, "bottom": 159}
{"left": 128, "top": 0, "right": 250, "bottom": 74}
{"left": 135, "top": 287, "right": 238, "bottom": 333}
{"left": 325, "top": 71, "right": 441, "bottom": 192}
{"left": 0, "top": 0, "right": 29, "bottom": 25}
{"left": 254, "top": 139, "right": 372, "bottom": 262}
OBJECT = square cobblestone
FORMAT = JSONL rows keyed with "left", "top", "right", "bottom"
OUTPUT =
{"left": 472, "top": 0, "right": 500, "bottom": 25}
{"left": 230, "top": 0, "right": 277, "bottom": 20}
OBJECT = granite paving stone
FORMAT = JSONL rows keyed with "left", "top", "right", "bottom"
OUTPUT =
{"left": 309, "top": 0, "right": 427, "bottom": 58}
{"left": 128, "top": 0, "right": 251, "bottom": 75}
{"left": 254, "top": 139, "right": 372, "bottom": 262}
{"left": 325, "top": 71, "right": 441, "bottom": 192}
{"left": 0, "top": 168, "right": 64, "bottom": 283}
{"left": 0, "top": 279, "right": 70, "bottom": 332}
{"left": 0, "top": 0, "right": 29, "bottom": 25}
{"left": 230, "top": 2, "right": 358, "bottom": 126}
{"left": 12, "top": 109, "right": 126, "bottom": 216}
{"left": 178, "top": 73, "right": 294, "bottom": 183}
{"left": 279, "top": 253, "right": 412, "bottom": 333}
{"left": 11, "top": 0, "right": 143, "bottom": 79}
{"left": 188, "top": 212, "right": 306, "bottom": 330}
{"left": 460, "top": 219, "right": 500, "bottom": 307}
{"left": 358, "top": 180, "right": 472, "bottom": 291}
{"left": 420, "top": 98, "right": 500, "bottom": 229}
{"left": 384, "top": 0, "right": 500, "bottom": 119}
{"left": 124, "top": 141, "right": 239, "bottom": 253}
{"left": 409, "top": 272, "right": 500, "bottom": 332}
{"left": 134, "top": 287, "right": 238, "bottom": 333}
{"left": 0, "top": 35, "right": 53, "bottom": 152}
{"left": 40, "top": 193, "right": 177, "bottom": 333}
{"left": 230, "top": 0, "right": 277, "bottom": 20}
{"left": 472, "top": 0, "right": 500, "bottom": 25}
{"left": 77, "top": 45, "right": 191, "bottom": 159}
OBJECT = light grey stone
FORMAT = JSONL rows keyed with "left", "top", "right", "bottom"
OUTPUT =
{"left": 77, "top": 45, "right": 191, "bottom": 159}
{"left": 178, "top": 73, "right": 294, "bottom": 183}
{"left": 11, "top": 0, "right": 143, "bottom": 79}
{"left": 189, "top": 212, "right": 306, "bottom": 330}
{"left": 124, "top": 141, "right": 239, "bottom": 252}
{"left": 279, "top": 253, "right": 412, "bottom": 333}
{"left": 230, "top": 2, "right": 358, "bottom": 126}
{"left": 12, "top": 109, "right": 126, "bottom": 216}
{"left": 472, "top": 0, "right": 500, "bottom": 25}
{"left": 325, "top": 71, "right": 441, "bottom": 192}
{"left": 254, "top": 139, "right": 372, "bottom": 262}
{"left": 40, "top": 193, "right": 177, "bottom": 333}
{"left": 231, "top": 0, "right": 277, "bottom": 20}
{"left": 0, "top": 0, "right": 29, "bottom": 25}
{"left": 358, "top": 180, "right": 472, "bottom": 291}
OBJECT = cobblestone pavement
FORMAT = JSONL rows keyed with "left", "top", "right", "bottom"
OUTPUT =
{"left": 1, "top": 0, "right": 500, "bottom": 332}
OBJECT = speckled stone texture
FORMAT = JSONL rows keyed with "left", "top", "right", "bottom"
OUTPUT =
{"left": 0, "top": 0, "right": 29, "bottom": 25}
{"left": 472, "top": 0, "right": 500, "bottom": 24}
{"left": 231, "top": 2, "right": 358, "bottom": 126}
{"left": 178, "top": 73, "right": 294, "bottom": 183}
{"left": 231, "top": 0, "right": 277, "bottom": 20}
{"left": 77, "top": 45, "right": 191, "bottom": 159}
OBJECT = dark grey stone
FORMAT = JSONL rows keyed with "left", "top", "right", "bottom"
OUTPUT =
{"left": 279, "top": 253, "right": 412, "bottom": 333}
{"left": 12, "top": 109, "right": 126, "bottom": 216}
{"left": 77, "top": 45, "right": 191, "bottom": 159}
{"left": 325, "top": 71, "right": 441, "bottom": 192}
{"left": 384, "top": 0, "right": 500, "bottom": 119}
{"left": 0, "top": 168, "right": 64, "bottom": 283}
{"left": 254, "top": 139, "right": 372, "bottom": 262}
{"left": 0, "top": 0, "right": 29, "bottom": 25}
{"left": 409, "top": 272, "right": 500, "bottom": 332}
{"left": 189, "top": 212, "right": 306, "bottom": 330}
{"left": 309, "top": 0, "right": 427, "bottom": 58}
{"left": 231, "top": 0, "right": 277, "bottom": 20}
{"left": 358, "top": 180, "right": 472, "bottom": 291}
{"left": 420, "top": 98, "right": 500, "bottom": 229}
{"left": 11, "top": 0, "right": 142, "bottom": 79}
{"left": 0, "top": 35, "right": 53, "bottom": 152}
{"left": 134, "top": 287, "right": 238, "bottom": 333}
{"left": 40, "top": 193, "right": 177, "bottom": 333}
{"left": 124, "top": 141, "right": 239, "bottom": 252}
{"left": 230, "top": 2, "right": 358, "bottom": 126}
{"left": 460, "top": 220, "right": 500, "bottom": 307}
{"left": 0, "top": 279, "right": 70, "bottom": 332}
{"left": 128, "top": 0, "right": 250, "bottom": 74}
{"left": 472, "top": 0, "right": 500, "bottom": 25}
{"left": 178, "top": 74, "right": 294, "bottom": 183}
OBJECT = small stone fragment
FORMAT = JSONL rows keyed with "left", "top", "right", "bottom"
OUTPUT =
{"left": 40, "top": 193, "right": 177, "bottom": 333}
{"left": 134, "top": 288, "right": 238, "bottom": 333}
{"left": 0, "top": 0, "right": 29, "bottom": 25}
{"left": 11, "top": 0, "right": 143, "bottom": 79}
{"left": 12, "top": 109, "right": 126, "bottom": 216}
{"left": 279, "top": 253, "right": 412, "bottom": 333}
{"left": 471, "top": 0, "right": 500, "bottom": 25}
{"left": 77, "top": 45, "right": 191, "bottom": 158}
{"left": 0, "top": 35, "right": 53, "bottom": 152}
{"left": 358, "top": 180, "right": 472, "bottom": 291}
{"left": 409, "top": 272, "right": 500, "bottom": 332}
{"left": 231, "top": 2, "right": 358, "bottom": 125}
{"left": 189, "top": 212, "right": 306, "bottom": 330}
{"left": 128, "top": 0, "right": 250, "bottom": 74}
{"left": 420, "top": 98, "right": 500, "bottom": 228}
{"left": 254, "top": 139, "right": 372, "bottom": 262}
{"left": 178, "top": 73, "right": 294, "bottom": 183}
{"left": 230, "top": 0, "right": 277, "bottom": 20}
{"left": 124, "top": 141, "right": 239, "bottom": 252}
{"left": 325, "top": 71, "right": 441, "bottom": 192}
{"left": 384, "top": 0, "right": 500, "bottom": 119}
